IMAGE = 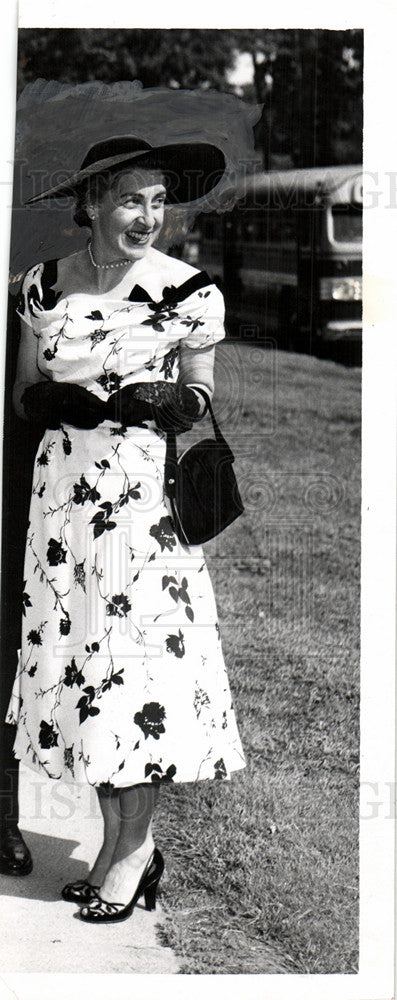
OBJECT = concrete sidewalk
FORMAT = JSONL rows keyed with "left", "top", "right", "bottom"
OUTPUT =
{"left": 0, "top": 764, "right": 179, "bottom": 974}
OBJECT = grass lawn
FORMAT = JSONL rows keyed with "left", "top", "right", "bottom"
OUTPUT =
{"left": 156, "top": 344, "right": 361, "bottom": 974}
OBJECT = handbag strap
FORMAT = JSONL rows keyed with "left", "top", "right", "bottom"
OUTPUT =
{"left": 164, "top": 388, "right": 233, "bottom": 501}
{"left": 191, "top": 387, "right": 228, "bottom": 445}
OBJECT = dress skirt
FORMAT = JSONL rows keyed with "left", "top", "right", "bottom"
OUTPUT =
{"left": 6, "top": 419, "right": 246, "bottom": 786}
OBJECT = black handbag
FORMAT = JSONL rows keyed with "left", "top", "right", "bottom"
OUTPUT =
{"left": 164, "top": 390, "right": 244, "bottom": 546}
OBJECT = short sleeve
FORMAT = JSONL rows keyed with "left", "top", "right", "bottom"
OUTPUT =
{"left": 178, "top": 282, "right": 225, "bottom": 350}
{"left": 15, "top": 263, "right": 44, "bottom": 328}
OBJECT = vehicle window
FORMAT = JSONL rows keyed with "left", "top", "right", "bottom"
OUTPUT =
{"left": 332, "top": 204, "right": 362, "bottom": 243}
{"left": 238, "top": 208, "right": 298, "bottom": 243}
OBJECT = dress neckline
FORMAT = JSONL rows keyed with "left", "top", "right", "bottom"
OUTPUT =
{"left": 40, "top": 252, "right": 150, "bottom": 311}
{"left": 36, "top": 255, "right": 214, "bottom": 314}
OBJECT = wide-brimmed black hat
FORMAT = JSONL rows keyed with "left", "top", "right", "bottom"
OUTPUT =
{"left": 26, "top": 134, "right": 226, "bottom": 206}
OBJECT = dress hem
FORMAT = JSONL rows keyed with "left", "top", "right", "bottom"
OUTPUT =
{"left": 9, "top": 744, "right": 246, "bottom": 787}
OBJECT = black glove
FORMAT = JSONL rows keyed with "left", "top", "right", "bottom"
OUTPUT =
{"left": 21, "top": 381, "right": 106, "bottom": 430}
{"left": 154, "top": 385, "right": 202, "bottom": 432}
{"left": 105, "top": 383, "right": 201, "bottom": 433}
{"left": 104, "top": 385, "right": 154, "bottom": 426}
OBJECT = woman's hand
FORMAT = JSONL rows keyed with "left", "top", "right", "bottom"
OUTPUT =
{"left": 21, "top": 381, "right": 106, "bottom": 429}
{"left": 154, "top": 385, "right": 202, "bottom": 432}
{"left": 105, "top": 385, "right": 154, "bottom": 426}
{"left": 105, "top": 383, "right": 203, "bottom": 433}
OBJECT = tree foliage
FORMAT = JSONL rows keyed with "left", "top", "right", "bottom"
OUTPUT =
{"left": 17, "top": 28, "right": 363, "bottom": 167}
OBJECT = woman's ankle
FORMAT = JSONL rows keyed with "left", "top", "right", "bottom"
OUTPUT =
{"left": 111, "top": 824, "right": 155, "bottom": 868}
{"left": 88, "top": 826, "right": 122, "bottom": 884}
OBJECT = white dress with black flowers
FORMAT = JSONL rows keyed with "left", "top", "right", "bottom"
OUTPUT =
{"left": 6, "top": 247, "right": 245, "bottom": 787}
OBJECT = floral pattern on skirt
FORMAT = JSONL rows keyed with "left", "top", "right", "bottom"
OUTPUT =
{"left": 6, "top": 249, "right": 246, "bottom": 786}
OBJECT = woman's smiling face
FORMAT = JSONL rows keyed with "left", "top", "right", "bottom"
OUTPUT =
{"left": 89, "top": 167, "right": 167, "bottom": 262}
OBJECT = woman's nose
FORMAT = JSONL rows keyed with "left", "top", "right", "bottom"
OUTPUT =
{"left": 138, "top": 203, "right": 155, "bottom": 228}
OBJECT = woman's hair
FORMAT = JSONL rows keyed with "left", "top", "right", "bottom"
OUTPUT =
{"left": 73, "top": 156, "right": 167, "bottom": 229}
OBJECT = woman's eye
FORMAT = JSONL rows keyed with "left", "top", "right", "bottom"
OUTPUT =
{"left": 121, "top": 197, "right": 165, "bottom": 209}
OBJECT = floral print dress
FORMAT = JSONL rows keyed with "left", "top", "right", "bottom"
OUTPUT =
{"left": 6, "top": 247, "right": 245, "bottom": 787}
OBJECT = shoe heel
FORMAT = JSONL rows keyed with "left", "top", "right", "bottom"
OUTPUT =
{"left": 144, "top": 879, "right": 159, "bottom": 911}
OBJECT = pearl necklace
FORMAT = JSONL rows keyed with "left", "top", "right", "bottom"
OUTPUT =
{"left": 87, "top": 240, "right": 131, "bottom": 270}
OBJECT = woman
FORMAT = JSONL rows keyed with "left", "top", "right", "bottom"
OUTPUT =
{"left": 6, "top": 134, "right": 245, "bottom": 923}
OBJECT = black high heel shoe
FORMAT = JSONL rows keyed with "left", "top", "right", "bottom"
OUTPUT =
{"left": 79, "top": 847, "right": 164, "bottom": 923}
{"left": 61, "top": 879, "right": 100, "bottom": 903}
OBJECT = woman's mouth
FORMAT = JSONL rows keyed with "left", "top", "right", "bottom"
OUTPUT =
{"left": 125, "top": 230, "right": 153, "bottom": 246}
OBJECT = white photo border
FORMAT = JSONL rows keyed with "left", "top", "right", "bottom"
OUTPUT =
{"left": 0, "top": 2, "right": 395, "bottom": 998}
